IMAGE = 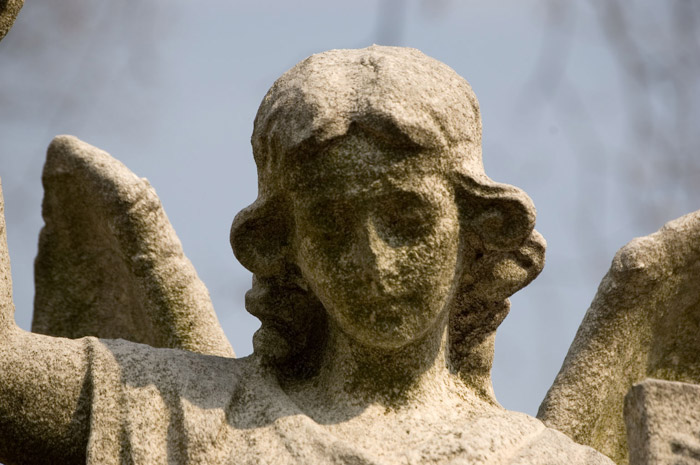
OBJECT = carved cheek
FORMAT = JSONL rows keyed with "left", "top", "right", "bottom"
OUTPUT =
{"left": 417, "top": 213, "right": 461, "bottom": 301}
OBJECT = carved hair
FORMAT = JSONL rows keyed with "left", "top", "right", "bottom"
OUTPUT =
{"left": 231, "top": 46, "right": 545, "bottom": 392}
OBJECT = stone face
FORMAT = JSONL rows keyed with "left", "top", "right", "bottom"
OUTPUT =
{"left": 0, "top": 0, "right": 23, "bottom": 41}
{"left": 237, "top": 46, "right": 547, "bottom": 396}
{"left": 34, "top": 135, "right": 234, "bottom": 358}
{"left": 625, "top": 379, "right": 700, "bottom": 465}
{"left": 538, "top": 209, "right": 700, "bottom": 464}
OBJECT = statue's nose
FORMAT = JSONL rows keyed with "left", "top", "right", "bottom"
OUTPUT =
{"left": 352, "top": 217, "right": 398, "bottom": 293}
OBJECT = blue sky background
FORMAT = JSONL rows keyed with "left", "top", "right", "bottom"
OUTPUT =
{"left": 1, "top": 0, "right": 698, "bottom": 416}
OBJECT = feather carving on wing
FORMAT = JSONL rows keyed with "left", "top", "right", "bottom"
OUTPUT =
{"left": 32, "top": 135, "right": 234, "bottom": 358}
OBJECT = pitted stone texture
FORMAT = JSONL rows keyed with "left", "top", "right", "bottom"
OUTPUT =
{"left": 0, "top": 181, "right": 92, "bottom": 464}
{"left": 0, "top": 47, "right": 619, "bottom": 464}
{"left": 82, "top": 339, "right": 612, "bottom": 465}
{"left": 625, "top": 379, "right": 700, "bottom": 465}
{"left": 236, "top": 46, "right": 545, "bottom": 396}
{"left": 539, "top": 209, "right": 700, "bottom": 464}
{"left": 0, "top": 0, "right": 23, "bottom": 41}
{"left": 34, "top": 135, "right": 233, "bottom": 358}
{"left": 252, "top": 46, "right": 484, "bottom": 180}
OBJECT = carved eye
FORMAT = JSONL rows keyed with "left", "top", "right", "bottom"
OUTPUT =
{"left": 373, "top": 191, "right": 436, "bottom": 246}
{"left": 304, "top": 199, "right": 353, "bottom": 243}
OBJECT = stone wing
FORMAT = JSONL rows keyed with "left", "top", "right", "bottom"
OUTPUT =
{"left": 538, "top": 209, "right": 700, "bottom": 464}
{"left": 32, "top": 135, "right": 234, "bottom": 358}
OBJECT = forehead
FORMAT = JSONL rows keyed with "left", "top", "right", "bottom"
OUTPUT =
{"left": 284, "top": 131, "right": 452, "bottom": 199}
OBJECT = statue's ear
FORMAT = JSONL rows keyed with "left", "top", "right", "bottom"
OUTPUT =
{"left": 453, "top": 173, "right": 545, "bottom": 301}
{"left": 454, "top": 173, "right": 536, "bottom": 252}
{"left": 230, "top": 198, "right": 290, "bottom": 277}
{"left": 469, "top": 230, "right": 546, "bottom": 301}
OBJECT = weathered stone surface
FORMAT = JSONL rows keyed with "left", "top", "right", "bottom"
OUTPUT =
{"left": 538, "top": 209, "right": 700, "bottom": 464}
{"left": 0, "top": 0, "right": 23, "bottom": 42}
{"left": 625, "top": 378, "right": 700, "bottom": 465}
{"left": 79, "top": 338, "right": 611, "bottom": 465}
{"left": 0, "top": 46, "right": 618, "bottom": 464}
{"left": 33, "top": 135, "right": 234, "bottom": 358}
{"left": 0, "top": 180, "right": 93, "bottom": 464}
{"left": 0, "top": 178, "right": 14, "bottom": 335}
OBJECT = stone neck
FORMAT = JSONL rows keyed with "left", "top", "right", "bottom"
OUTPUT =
{"left": 284, "top": 311, "right": 472, "bottom": 415}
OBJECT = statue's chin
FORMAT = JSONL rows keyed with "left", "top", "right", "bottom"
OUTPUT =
{"left": 335, "top": 314, "right": 439, "bottom": 351}
{"left": 320, "top": 293, "right": 453, "bottom": 351}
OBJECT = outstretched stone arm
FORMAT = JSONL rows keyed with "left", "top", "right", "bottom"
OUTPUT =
{"left": 0, "top": 326, "right": 91, "bottom": 464}
{"left": 0, "top": 180, "right": 90, "bottom": 465}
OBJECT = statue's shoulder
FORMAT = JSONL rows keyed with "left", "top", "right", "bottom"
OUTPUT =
{"left": 517, "top": 421, "right": 616, "bottom": 464}
{"left": 84, "top": 338, "right": 284, "bottom": 464}
{"left": 87, "top": 336, "right": 255, "bottom": 393}
{"left": 457, "top": 408, "right": 615, "bottom": 464}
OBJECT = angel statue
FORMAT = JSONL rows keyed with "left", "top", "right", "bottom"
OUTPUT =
{"left": 0, "top": 46, "right": 699, "bottom": 465}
